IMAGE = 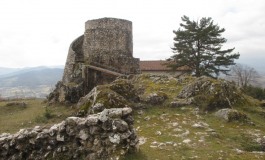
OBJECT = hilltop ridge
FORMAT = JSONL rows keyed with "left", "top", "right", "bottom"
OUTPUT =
{"left": 76, "top": 74, "right": 265, "bottom": 159}
{"left": 1, "top": 74, "right": 265, "bottom": 159}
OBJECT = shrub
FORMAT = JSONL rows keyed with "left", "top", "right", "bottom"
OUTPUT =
{"left": 240, "top": 134, "right": 264, "bottom": 152}
{"left": 243, "top": 85, "right": 265, "bottom": 100}
{"left": 35, "top": 107, "right": 54, "bottom": 123}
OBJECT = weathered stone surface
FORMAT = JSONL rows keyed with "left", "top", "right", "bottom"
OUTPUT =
{"left": 77, "top": 85, "right": 130, "bottom": 115}
{"left": 91, "top": 102, "right": 105, "bottom": 113}
{"left": 112, "top": 119, "right": 129, "bottom": 132}
{"left": 48, "top": 18, "right": 140, "bottom": 104}
{"left": 110, "top": 78, "right": 140, "bottom": 102}
{"left": 76, "top": 87, "right": 100, "bottom": 110}
{"left": 177, "top": 76, "right": 242, "bottom": 111}
{"left": 145, "top": 92, "right": 168, "bottom": 105}
{"left": 85, "top": 114, "right": 99, "bottom": 126}
{"left": 47, "top": 80, "right": 84, "bottom": 104}
{"left": 109, "top": 134, "right": 121, "bottom": 144}
{"left": 215, "top": 108, "right": 251, "bottom": 123}
{"left": 0, "top": 108, "right": 138, "bottom": 160}
{"left": 170, "top": 99, "right": 192, "bottom": 107}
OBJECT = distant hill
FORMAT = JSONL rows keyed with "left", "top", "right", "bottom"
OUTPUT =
{"left": 0, "top": 66, "right": 64, "bottom": 98}
{"left": 0, "top": 67, "right": 21, "bottom": 77}
{"left": 0, "top": 68, "right": 63, "bottom": 88}
{"left": 0, "top": 66, "right": 64, "bottom": 78}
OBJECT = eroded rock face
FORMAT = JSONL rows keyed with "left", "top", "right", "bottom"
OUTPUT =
{"left": 77, "top": 86, "right": 130, "bottom": 115}
{"left": 177, "top": 76, "right": 243, "bottom": 111}
{"left": 0, "top": 108, "right": 138, "bottom": 160}
{"left": 77, "top": 78, "right": 141, "bottom": 115}
{"left": 170, "top": 99, "right": 192, "bottom": 108}
{"left": 48, "top": 81, "right": 84, "bottom": 104}
{"left": 145, "top": 92, "right": 168, "bottom": 105}
{"left": 109, "top": 78, "right": 140, "bottom": 102}
{"left": 215, "top": 108, "right": 251, "bottom": 123}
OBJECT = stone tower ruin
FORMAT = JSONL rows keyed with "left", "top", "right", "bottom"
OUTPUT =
{"left": 48, "top": 18, "right": 140, "bottom": 103}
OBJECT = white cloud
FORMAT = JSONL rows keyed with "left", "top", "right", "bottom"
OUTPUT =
{"left": 0, "top": 0, "right": 264, "bottom": 71}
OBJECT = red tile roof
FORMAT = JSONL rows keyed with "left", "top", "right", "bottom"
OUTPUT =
{"left": 140, "top": 60, "right": 189, "bottom": 72}
{"left": 140, "top": 60, "right": 169, "bottom": 71}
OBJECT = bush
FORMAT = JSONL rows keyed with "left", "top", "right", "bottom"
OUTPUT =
{"left": 240, "top": 134, "right": 264, "bottom": 152}
{"left": 243, "top": 85, "right": 265, "bottom": 100}
{"left": 35, "top": 107, "right": 54, "bottom": 123}
{"left": 44, "top": 107, "right": 53, "bottom": 119}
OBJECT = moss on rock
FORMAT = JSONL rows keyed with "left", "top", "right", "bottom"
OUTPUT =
{"left": 215, "top": 108, "right": 251, "bottom": 123}
{"left": 77, "top": 74, "right": 258, "bottom": 117}
{"left": 177, "top": 76, "right": 243, "bottom": 111}
{"left": 77, "top": 86, "right": 130, "bottom": 115}
{"left": 144, "top": 91, "right": 168, "bottom": 105}
{"left": 110, "top": 78, "right": 139, "bottom": 102}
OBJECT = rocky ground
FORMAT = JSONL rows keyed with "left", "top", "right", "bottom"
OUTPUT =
{"left": 77, "top": 74, "right": 265, "bottom": 159}
{"left": 1, "top": 74, "right": 265, "bottom": 159}
{"left": 130, "top": 106, "right": 265, "bottom": 160}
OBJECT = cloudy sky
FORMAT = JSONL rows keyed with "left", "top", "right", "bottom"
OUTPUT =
{"left": 0, "top": 0, "right": 264, "bottom": 71}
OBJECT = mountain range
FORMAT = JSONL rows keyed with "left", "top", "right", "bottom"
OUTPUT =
{"left": 0, "top": 65, "right": 264, "bottom": 99}
{"left": 0, "top": 66, "right": 64, "bottom": 98}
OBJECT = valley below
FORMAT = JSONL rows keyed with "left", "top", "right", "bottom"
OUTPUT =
{"left": 0, "top": 66, "right": 63, "bottom": 99}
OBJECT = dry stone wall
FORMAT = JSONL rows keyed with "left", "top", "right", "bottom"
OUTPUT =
{"left": 0, "top": 108, "right": 138, "bottom": 160}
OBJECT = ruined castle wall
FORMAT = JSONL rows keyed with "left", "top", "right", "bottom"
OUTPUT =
{"left": 83, "top": 18, "right": 139, "bottom": 74}
{"left": 83, "top": 18, "right": 133, "bottom": 59}
{"left": 49, "top": 18, "right": 140, "bottom": 104}
{"left": 0, "top": 108, "right": 138, "bottom": 160}
{"left": 62, "top": 35, "right": 84, "bottom": 84}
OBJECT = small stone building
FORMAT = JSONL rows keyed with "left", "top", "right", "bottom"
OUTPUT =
{"left": 49, "top": 18, "right": 140, "bottom": 103}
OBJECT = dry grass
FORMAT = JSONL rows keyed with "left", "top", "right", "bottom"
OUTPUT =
{"left": 1, "top": 74, "right": 265, "bottom": 159}
{"left": 124, "top": 106, "right": 265, "bottom": 160}
{"left": 0, "top": 99, "right": 76, "bottom": 134}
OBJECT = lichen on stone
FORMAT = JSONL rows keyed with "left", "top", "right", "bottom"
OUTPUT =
{"left": 215, "top": 108, "right": 251, "bottom": 123}
{"left": 177, "top": 76, "right": 243, "bottom": 111}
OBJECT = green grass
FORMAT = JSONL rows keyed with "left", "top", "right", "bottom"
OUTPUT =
{"left": 1, "top": 75, "right": 265, "bottom": 160}
{"left": 0, "top": 99, "right": 76, "bottom": 133}
{"left": 123, "top": 105, "right": 265, "bottom": 160}
{"left": 123, "top": 75, "right": 265, "bottom": 159}
{"left": 134, "top": 74, "right": 182, "bottom": 100}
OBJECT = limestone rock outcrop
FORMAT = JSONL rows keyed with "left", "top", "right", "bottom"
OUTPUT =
{"left": 177, "top": 76, "right": 243, "bottom": 111}
{"left": 0, "top": 108, "right": 138, "bottom": 160}
{"left": 48, "top": 18, "right": 140, "bottom": 104}
{"left": 77, "top": 78, "right": 139, "bottom": 115}
{"left": 215, "top": 108, "right": 251, "bottom": 123}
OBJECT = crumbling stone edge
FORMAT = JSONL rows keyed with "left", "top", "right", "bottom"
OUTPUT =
{"left": 0, "top": 107, "right": 138, "bottom": 160}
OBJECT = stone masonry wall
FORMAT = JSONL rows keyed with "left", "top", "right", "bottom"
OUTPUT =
{"left": 62, "top": 35, "right": 84, "bottom": 84}
{"left": 48, "top": 17, "right": 140, "bottom": 104}
{"left": 84, "top": 18, "right": 133, "bottom": 58}
{"left": 83, "top": 18, "right": 139, "bottom": 74}
{"left": 0, "top": 108, "right": 138, "bottom": 160}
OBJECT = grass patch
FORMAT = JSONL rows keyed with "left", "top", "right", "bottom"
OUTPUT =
{"left": 240, "top": 134, "right": 263, "bottom": 152}
{"left": 34, "top": 106, "right": 55, "bottom": 123}
{"left": 0, "top": 99, "right": 76, "bottom": 134}
{"left": 124, "top": 105, "right": 265, "bottom": 160}
{"left": 1, "top": 75, "right": 265, "bottom": 160}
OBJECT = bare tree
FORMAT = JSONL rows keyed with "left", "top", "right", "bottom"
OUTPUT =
{"left": 229, "top": 64, "right": 259, "bottom": 88}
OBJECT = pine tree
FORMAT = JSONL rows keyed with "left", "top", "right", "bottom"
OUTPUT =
{"left": 168, "top": 15, "right": 240, "bottom": 78}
